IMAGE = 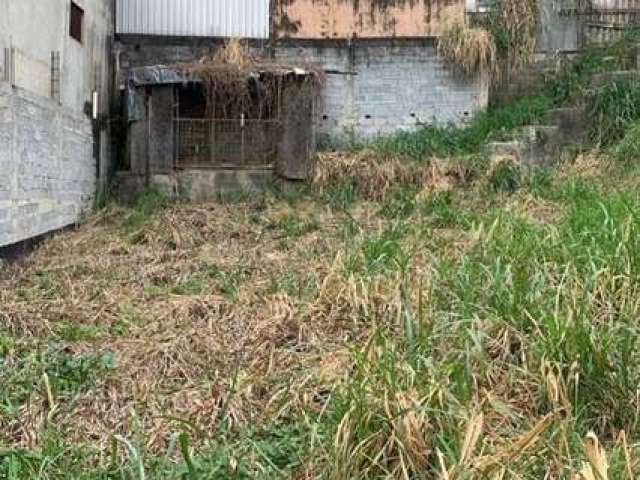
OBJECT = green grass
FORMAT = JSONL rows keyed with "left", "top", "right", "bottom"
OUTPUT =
{"left": 345, "top": 222, "right": 411, "bottom": 276}
{"left": 121, "top": 189, "right": 171, "bottom": 232}
{"left": 110, "top": 306, "right": 146, "bottom": 336}
{"left": 54, "top": 322, "right": 105, "bottom": 342}
{"left": 378, "top": 186, "right": 419, "bottom": 219}
{"left": 143, "top": 263, "right": 252, "bottom": 300}
{"left": 1, "top": 344, "right": 116, "bottom": 424}
{"left": 488, "top": 160, "right": 522, "bottom": 193}
{"left": 372, "top": 95, "right": 553, "bottom": 159}
{"left": 590, "top": 78, "right": 640, "bottom": 146}
{"left": 611, "top": 119, "right": 640, "bottom": 161}
{"left": 314, "top": 163, "right": 640, "bottom": 477}
{"left": 7, "top": 160, "right": 640, "bottom": 479}
{"left": 418, "top": 190, "right": 476, "bottom": 229}
{"left": 322, "top": 180, "right": 360, "bottom": 211}
{"left": 269, "top": 213, "right": 320, "bottom": 239}
{"left": 267, "top": 272, "right": 318, "bottom": 301}
{"left": 0, "top": 419, "right": 310, "bottom": 480}
{"left": 200, "top": 263, "right": 253, "bottom": 300}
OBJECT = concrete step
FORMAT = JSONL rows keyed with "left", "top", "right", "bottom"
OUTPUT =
{"left": 544, "top": 107, "right": 589, "bottom": 145}
{"left": 486, "top": 140, "right": 522, "bottom": 157}
{"left": 487, "top": 125, "right": 562, "bottom": 168}
{"left": 591, "top": 70, "right": 640, "bottom": 87}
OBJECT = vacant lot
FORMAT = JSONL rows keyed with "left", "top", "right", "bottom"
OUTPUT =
{"left": 2, "top": 150, "right": 640, "bottom": 478}
{"left": 8, "top": 31, "right": 640, "bottom": 478}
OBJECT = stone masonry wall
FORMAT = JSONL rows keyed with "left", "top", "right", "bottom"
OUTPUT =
{"left": 0, "top": 83, "right": 95, "bottom": 247}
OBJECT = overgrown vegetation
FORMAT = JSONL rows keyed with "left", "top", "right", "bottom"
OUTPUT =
{"left": 438, "top": 6, "right": 497, "bottom": 77}
{"left": 484, "top": 0, "right": 538, "bottom": 76}
{"left": 372, "top": 94, "right": 553, "bottom": 159}
{"left": 438, "top": 0, "right": 538, "bottom": 79}
{"left": 177, "top": 39, "right": 321, "bottom": 118}
{"left": 6, "top": 23, "right": 640, "bottom": 480}
{"left": 4, "top": 150, "right": 640, "bottom": 478}
{"left": 590, "top": 78, "right": 640, "bottom": 146}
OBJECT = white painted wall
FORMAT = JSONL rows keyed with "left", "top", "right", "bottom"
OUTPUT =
{"left": 0, "top": 0, "right": 114, "bottom": 116}
{"left": 0, "top": 0, "right": 114, "bottom": 248}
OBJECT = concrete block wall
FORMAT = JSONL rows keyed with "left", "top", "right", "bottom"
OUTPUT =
{"left": 116, "top": 38, "right": 488, "bottom": 148}
{"left": 275, "top": 39, "right": 488, "bottom": 145}
{"left": 0, "top": 83, "right": 95, "bottom": 247}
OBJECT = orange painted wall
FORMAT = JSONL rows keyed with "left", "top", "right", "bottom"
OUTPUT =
{"left": 273, "top": 0, "right": 464, "bottom": 39}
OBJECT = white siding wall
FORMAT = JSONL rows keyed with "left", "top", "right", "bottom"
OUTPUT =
{"left": 116, "top": 0, "right": 270, "bottom": 38}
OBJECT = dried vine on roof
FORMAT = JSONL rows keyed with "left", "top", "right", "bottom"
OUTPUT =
{"left": 177, "top": 39, "right": 322, "bottom": 119}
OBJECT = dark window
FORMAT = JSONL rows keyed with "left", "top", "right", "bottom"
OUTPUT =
{"left": 177, "top": 84, "right": 207, "bottom": 118}
{"left": 70, "top": 2, "right": 84, "bottom": 43}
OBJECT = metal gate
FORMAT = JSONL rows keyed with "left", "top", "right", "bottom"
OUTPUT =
{"left": 174, "top": 118, "right": 280, "bottom": 169}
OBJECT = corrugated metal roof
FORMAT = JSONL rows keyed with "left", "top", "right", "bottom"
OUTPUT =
{"left": 116, "top": 0, "right": 270, "bottom": 39}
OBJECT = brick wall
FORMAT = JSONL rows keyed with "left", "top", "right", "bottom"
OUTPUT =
{"left": 0, "top": 83, "right": 95, "bottom": 247}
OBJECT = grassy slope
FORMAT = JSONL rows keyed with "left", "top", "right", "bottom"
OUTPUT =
{"left": 4, "top": 35, "right": 640, "bottom": 480}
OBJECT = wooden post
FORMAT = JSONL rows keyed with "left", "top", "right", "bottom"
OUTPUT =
{"left": 240, "top": 113, "right": 246, "bottom": 167}
{"left": 145, "top": 87, "right": 152, "bottom": 188}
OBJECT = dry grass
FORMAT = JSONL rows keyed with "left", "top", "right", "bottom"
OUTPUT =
{"left": 496, "top": 0, "right": 538, "bottom": 75}
{"left": 504, "top": 191, "right": 564, "bottom": 225}
{"left": 176, "top": 38, "right": 322, "bottom": 117}
{"left": 437, "top": 0, "right": 538, "bottom": 80}
{"left": 315, "top": 150, "right": 472, "bottom": 201}
{"left": 212, "top": 37, "right": 254, "bottom": 68}
{"left": 563, "top": 152, "right": 608, "bottom": 179}
{"left": 438, "top": 6, "right": 497, "bottom": 77}
{"left": 0, "top": 200, "right": 360, "bottom": 453}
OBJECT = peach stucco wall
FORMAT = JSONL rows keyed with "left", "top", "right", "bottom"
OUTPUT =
{"left": 274, "top": 0, "right": 464, "bottom": 38}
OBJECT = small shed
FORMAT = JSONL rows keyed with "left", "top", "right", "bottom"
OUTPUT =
{"left": 121, "top": 59, "right": 319, "bottom": 199}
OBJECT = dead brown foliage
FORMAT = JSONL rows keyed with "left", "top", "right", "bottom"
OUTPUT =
{"left": 438, "top": 6, "right": 497, "bottom": 77}
{"left": 438, "top": 0, "right": 538, "bottom": 81}
{"left": 0, "top": 201, "right": 365, "bottom": 452}
{"left": 314, "top": 150, "right": 472, "bottom": 201}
